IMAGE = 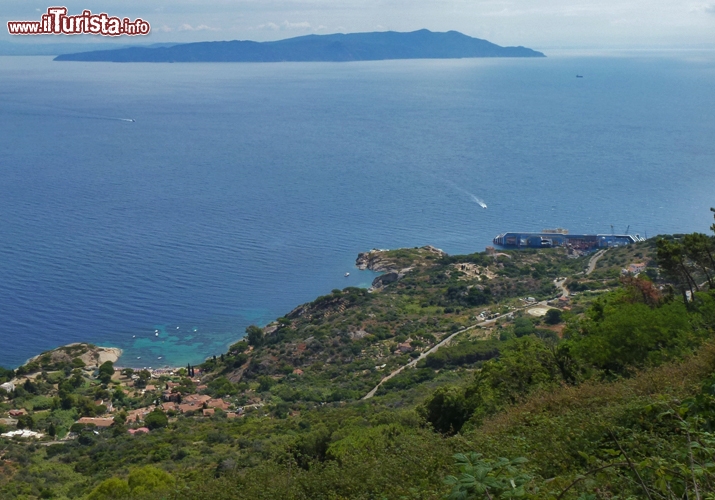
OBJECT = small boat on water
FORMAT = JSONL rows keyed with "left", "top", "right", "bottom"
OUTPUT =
{"left": 345, "top": 272, "right": 350, "bottom": 277}
{"left": 155, "top": 332, "right": 159, "bottom": 337}
{"left": 576, "top": 75, "right": 583, "bottom": 78}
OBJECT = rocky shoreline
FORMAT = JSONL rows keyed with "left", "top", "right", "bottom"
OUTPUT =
{"left": 22, "top": 343, "right": 122, "bottom": 372}
{"left": 356, "top": 245, "right": 447, "bottom": 289}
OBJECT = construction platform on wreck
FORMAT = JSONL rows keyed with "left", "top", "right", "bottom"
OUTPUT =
{"left": 493, "top": 230, "right": 645, "bottom": 251}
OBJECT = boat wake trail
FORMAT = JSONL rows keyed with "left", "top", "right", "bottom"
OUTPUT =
{"left": 428, "top": 176, "right": 488, "bottom": 210}
{"left": 5, "top": 100, "right": 135, "bottom": 123}
{"left": 469, "top": 194, "right": 487, "bottom": 209}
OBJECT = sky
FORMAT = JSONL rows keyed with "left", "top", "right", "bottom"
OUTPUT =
{"left": 3, "top": 0, "right": 715, "bottom": 49}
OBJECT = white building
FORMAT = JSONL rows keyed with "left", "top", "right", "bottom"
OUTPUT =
{"left": 0, "top": 382, "right": 14, "bottom": 392}
{"left": 1, "top": 429, "right": 44, "bottom": 439}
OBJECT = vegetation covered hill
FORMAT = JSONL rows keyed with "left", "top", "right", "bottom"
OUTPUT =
{"left": 54, "top": 30, "right": 545, "bottom": 63}
{"left": 1, "top": 209, "right": 714, "bottom": 499}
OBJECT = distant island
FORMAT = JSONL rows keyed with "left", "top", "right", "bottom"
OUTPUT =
{"left": 53, "top": 29, "right": 545, "bottom": 63}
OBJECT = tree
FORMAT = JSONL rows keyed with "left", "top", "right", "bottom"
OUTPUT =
{"left": 544, "top": 308, "right": 562, "bottom": 325}
{"left": 86, "top": 478, "right": 130, "bottom": 500}
{"left": 0, "top": 366, "right": 14, "bottom": 383}
{"left": 467, "top": 286, "right": 491, "bottom": 306}
{"left": 229, "top": 340, "right": 248, "bottom": 354}
{"left": 134, "top": 369, "right": 151, "bottom": 389}
{"left": 69, "top": 369, "right": 84, "bottom": 388}
{"left": 420, "top": 386, "right": 471, "bottom": 434}
{"left": 114, "top": 411, "right": 127, "bottom": 425}
{"left": 98, "top": 361, "right": 114, "bottom": 384}
{"left": 683, "top": 232, "right": 715, "bottom": 288}
{"left": 112, "top": 388, "right": 126, "bottom": 403}
{"left": 144, "top": 409, "right": 168, "bottom": 430}
{"left": 246, "top": 325, "right": 264, "bottom": 347}
{"left": 620, "top": 275, "right": 662, "bottom": 308}
{"left": 127, "top": 466, "right": 175, "bottom": 496}
{"left": 16, "top": 415, "right": 33, "bottom": 430}
{"left": 23, "top": 378, "right": 38, "bottom": 394}
{"left": 513, "top": 317, "right": 536, "bottom": 337}
{"left": 208, "top": 376, "right": 238, "bottom": 397}
{"left": 657, "top": 238, "right": 700, "bottom": 304}
{"left": 258, "top": 376, "right": 275, "bottom": 393}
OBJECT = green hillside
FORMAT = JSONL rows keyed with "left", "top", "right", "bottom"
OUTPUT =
{"left": 1, "top": 209, "right": 714, "bottom": 499}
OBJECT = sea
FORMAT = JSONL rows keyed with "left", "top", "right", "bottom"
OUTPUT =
{"left": 1, "top": 51, "right": 714, "bottom": 369}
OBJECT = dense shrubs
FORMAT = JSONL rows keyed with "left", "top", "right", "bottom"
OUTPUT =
{"left": 421, "top": 340, "right": 500, "bottom": 369}
{"left": 376, "top": 368, "right": 436, "bottom": 395}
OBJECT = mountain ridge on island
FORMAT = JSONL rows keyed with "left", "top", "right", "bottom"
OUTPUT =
{"left": 53, "top": 29, "right": 545, "bottom": 62}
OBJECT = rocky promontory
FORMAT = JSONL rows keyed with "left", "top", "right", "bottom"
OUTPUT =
{"left": 356, "top": 245, "right": 447, "bottom": 273}
{"left": 21, "top": 343, "right": 122, "bottom": 374}
{"left": 356, "top": 246, "right": 447, "bottom": 289}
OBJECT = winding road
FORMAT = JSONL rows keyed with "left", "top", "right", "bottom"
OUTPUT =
{"left": 586, "top": 249, "right": 607, "bottom": 275}
{"left": 362, "top": 323, "right": 481, "bottom": 399}
{"left": 362, "top": 290, "right": 559, "bottom": 399}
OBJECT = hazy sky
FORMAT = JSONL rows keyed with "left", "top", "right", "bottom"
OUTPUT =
{"left": 3, "top": 0, "right": 715, "bottom": 49}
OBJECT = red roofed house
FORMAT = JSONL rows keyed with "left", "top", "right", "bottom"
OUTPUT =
{"left": 207, "top": 398, "right": 230, "bottom": 411}
{"left": 126, "top": 406, "right": 155, "bottom": 424}
{"left": 128, "top": 427, "right": 150, "bottom": 435}
{"left": 163, "top": 391, "right": 180, "bottom": 403}
{"left": 76, "top": 417, "right": 114, "bottom": 428}
{"left": 184, "top": 394, "right": 211, "bottom": 405}
{"left": 628, "top": 263, "right": 647, "bottom": 275}
{"left": 397, "top": 342, "right": 413, "bottom": 353}
{"left": 178, "top": 403, "right": 199, "bottom": 414}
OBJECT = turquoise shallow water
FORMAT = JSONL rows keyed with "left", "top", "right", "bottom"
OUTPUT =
{"left": 0, "top": 52, "right": 714, "bottom": 368}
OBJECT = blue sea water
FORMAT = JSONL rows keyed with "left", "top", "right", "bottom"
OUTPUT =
{"left": 1, "top": 52, "right": 714, "bottom": 369}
